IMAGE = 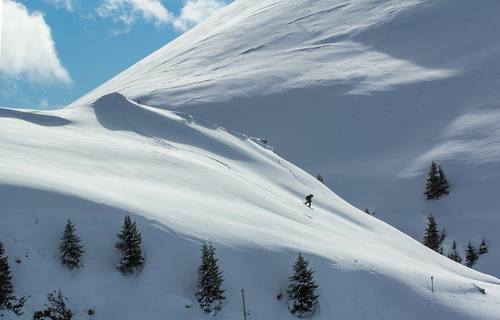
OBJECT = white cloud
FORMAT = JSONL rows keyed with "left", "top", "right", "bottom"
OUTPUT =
{"left": 174, "top": 0, "right": 226, "bottom": 31}
{"left": 97, "top": 0, "right": 174, "bottom": 26}
{"left": 96, "top": 0, "right": 226, "bottom": 31}
{"left": 40, "top": 98, "right": 49, "bottom": 108}
{"left": 0, "top": 0, "right": 71, "bottom": 83}
{"left": 44, "top": 0, "right": 73, "bottom": 11}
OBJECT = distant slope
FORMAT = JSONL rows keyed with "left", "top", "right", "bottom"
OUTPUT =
{"left": 1, "top": 93, "right": 500, "bottom": 319}
{"left": 73, "top": 0, "right": 500, "bottom": 278}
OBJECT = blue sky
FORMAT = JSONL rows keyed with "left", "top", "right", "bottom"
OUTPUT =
{"left": 0, "top": 0, "right": 228, "bottom": 109}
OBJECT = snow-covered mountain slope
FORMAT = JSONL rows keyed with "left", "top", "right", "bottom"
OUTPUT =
{"left": 1, "top": 93, "right": 499, "bottom": 319}
{"left": 75, "top": 0, "right": 457, "bottom": 105}
{"left": 73, "top": 0, "right": 500, "bottom": 278}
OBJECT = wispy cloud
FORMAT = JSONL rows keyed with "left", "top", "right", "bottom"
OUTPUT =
{"left": 96, "top": 0, "right": 227, "bottom": 32}
{"left": 40, "top": 98, "right": 49, "bottom": 108}
{"left": 174, "top": 0, "right": 226, "bottom": 31}
{"left": 97, "top": 0, "right": 174, "bottom": 27}
{"left": 44, "top": 0, "right": 73, "bottom": 11}
{"left": 0, "top": 0, "right": 72, "bottom": 83}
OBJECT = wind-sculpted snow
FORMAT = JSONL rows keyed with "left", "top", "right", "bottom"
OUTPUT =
{"left": 74, "top": 0, "right": 456, "bottom": 107}
{"left": 70, "top": 0, "right": 500, "bottom": 282}
{"left": 92, "top": 93, "right": 252, "bottom": 161}
{"left": 0, "top": 107, "right": 71, "bottom": 126}
{"left": 1, "top": 93, "right": 500, "bottom": 319}
{"left": 3, "top": 0, "right": 500, "bottom": 318}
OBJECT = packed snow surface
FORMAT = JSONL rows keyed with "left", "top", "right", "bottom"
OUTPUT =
{"left": 75, "top": 0, "right": 500, "bottom": 279}
{"left": 2, "top": 0, "right": 500, "bottom": 319}
{"left": 1, "top": 93, "right": 500, "bottom": 319}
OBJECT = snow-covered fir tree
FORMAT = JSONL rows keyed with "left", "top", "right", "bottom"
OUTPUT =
{"left": 424, "top": 161, "right": 449, "bottom": 200}
{"left": 115, "top": 215, "right": 144, "bottom": 274}
{"left": 447, "top": 240, "right": 462, "bottom": 263}
{"left": 479, "top": 239, "right": 488, "bottom": 255}
{"left": 422, "top": 214, "right": 445, "bottom": 253}
{"left": 196, "top": 243, "right": 225, "bottom": 314}
{"left": 59, "top": 220, "right": 84, "bottom": 270}
{"left": 45, "top": 290, "right": 73, "bottom": 320}
{"left": 0, "top": 242, "right": 14, "bottom": 310}
{"left": 465, "top": 242, "right": 479, "bottom": 268}
{"left": 287, "top": 253, "right": 319, "bottom": 317}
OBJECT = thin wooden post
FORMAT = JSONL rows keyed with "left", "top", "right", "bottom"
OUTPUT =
{"left": 431, "top": 276, "right": 434, "bottom": 292}
{"left": 241, "top": 289, "right": 248, "bottom": 320}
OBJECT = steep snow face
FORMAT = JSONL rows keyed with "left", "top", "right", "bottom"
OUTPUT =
{"left": 74, "top": 0, "right": 457, "bottom": 106}
{"left": 73, "top": 0, "right": 500, "bottom": 278}
{"left": 1, "top": 93, "right": 500, "bottom": 319}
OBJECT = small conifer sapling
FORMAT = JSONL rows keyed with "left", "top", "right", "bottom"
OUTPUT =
{"left": 437, "top": 166, "right": 450, "bottom": 196}
{"left": 287, "top": 253, "right": 319, "bottom": 317}
{"left": 423, "top": 214, "right": 445, "bottom": 253}
{"left": 316, "top": 174, "right": 324, "bottom": 184}
{"left": 59, "top": 220, "right": 84, "bottom": 270}
{"left": 479, "top": 239, "right": 488, "bottom": 255}
{"left": 424, "top": 161, "right": 440, "bottom": 200}
{"left": 0, "top": 242, "right": 14, "bottom": 310}
{"left": 196, "top": 243, "right": 225, "bottom": 314}
{"left": 115, "top": 215, "right": 144, "bottom": 274}
{"left": 447, "top": 241, "right": 462, "bottom": 263}
{"left": 465, "top": 242, "right": 479, "bottom": 268}
{"left": 0, "top": 242, "right": 26, "bottom": 316}
{"left": 424, "top": 161, "right": 449, "bottom": 200}
{"left": 45, "top": 290, "right": 73, "bottom": 320}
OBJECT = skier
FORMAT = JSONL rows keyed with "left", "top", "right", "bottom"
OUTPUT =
{"left": 304, "top": 194, "right": 313, "bottom": 208}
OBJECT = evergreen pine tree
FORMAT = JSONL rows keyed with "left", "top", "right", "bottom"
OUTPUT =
{"left": 316, "top": 175, "right": 324, "bottom": 184}
{"left": 465, "top": 242, "right": 479, "bottom": 268}
{"left": 364, "top": 208, "right": 375, "bottom": 216}
{"left": 437, "top": 166, "right": 450, "bottom": 196}
{"left": 447, "top": 240, "right": 462, "bottom": 263}
{"left": 196, "top": 243, "right": 225, "bottom": 314}
{"left": 423, "top": 214, "right": 441, "bottom": 252}
{"left": 424, "top": 161, "right": 440, "bottom": 200}
{"left": 59, "top": 220, "right": 84, "bottom": 270}
{"left": 115, "top": 215, "right": 144, "bottom": 274}
{"left": 287, "top": 253, "right": 319, "bottom": 317}
{"left": 425, "top": 162, "right": 450, "bottom": 199}
{"left": 0, "top": 242, "right": 26, "bottom": 316}
{"left": 438, "top": 228, "right": 447, "bottom": 254}
{"left": 45, "top": 290, "right": 73, "bottom": 320}
{"left": 0, "top": 242, "right": 14, "bottom": 310}
{"left": 479, "top": 239, "right": 488, "bottom": 255}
